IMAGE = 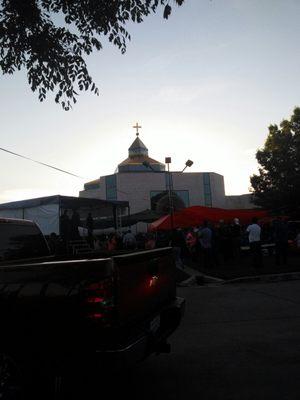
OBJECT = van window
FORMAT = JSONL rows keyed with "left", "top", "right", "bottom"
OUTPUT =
{"left": 0, "top": 223, "right": 50, "bottom": 261}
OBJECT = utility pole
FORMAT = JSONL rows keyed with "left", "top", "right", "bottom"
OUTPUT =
{"left": 165, "top": 157, "right": 174, "bottom": 230}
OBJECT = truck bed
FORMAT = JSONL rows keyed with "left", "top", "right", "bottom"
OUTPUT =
{"left": 0, "top": 248, "right": 179, "bottom": 359}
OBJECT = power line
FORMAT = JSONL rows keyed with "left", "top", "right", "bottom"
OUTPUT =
{"left": 0, "top": 146, "right": 83, "bottom": 179}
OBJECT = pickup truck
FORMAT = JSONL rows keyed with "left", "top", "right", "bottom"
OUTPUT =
{"left": 0, "top": 218, "right": 185, "bottom": 399}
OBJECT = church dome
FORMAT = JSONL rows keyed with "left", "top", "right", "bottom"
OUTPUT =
{"left": 128, "top": 137, "right": 148, "bottom": 157}
{"left": 118, "top": 127, "right": 165, "bottom": 173}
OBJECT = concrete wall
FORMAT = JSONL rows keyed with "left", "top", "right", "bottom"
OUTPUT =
{"left": 79, "top": 177, "right": 106, "bottom": 200}
{"left": 171, "top": 171, "right": 226, "bottom": 208}
{"left": 210, "top": 173, "right": 226, "bottom": 208}
{"left": 116, "top": 171, "right": 212, "bottom": 213}
{"left": 79, "top": 188, "right": 102, "bottom": 199}
{"left": 79, "top": 171, "right": 252, "bottom": 214}
{"left": 117, "top": 172, "right": 166, "bottom": 213}
{"left": 171, "top": 172, "right": 205, "bottom": 206}
{"left": 225, "top": 194, "right": 254, "bottom": 209}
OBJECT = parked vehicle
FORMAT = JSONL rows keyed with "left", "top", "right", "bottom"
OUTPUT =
{"left": 287, "top": 221, "right": 300, "bottom": 253}
{"left": 0, "top": 218, "right": 185, "bottom": 398}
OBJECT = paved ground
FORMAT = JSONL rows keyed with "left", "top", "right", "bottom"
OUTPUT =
{"left": 193, "top": 253, "right": 300, "bottom": 280}
{"left": 65, "top": 280, "right": 300, "bottom": 400}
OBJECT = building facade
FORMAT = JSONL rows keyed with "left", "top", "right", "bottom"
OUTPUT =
{"left": 79, "top": 132, "right": 253, "bottom": 213}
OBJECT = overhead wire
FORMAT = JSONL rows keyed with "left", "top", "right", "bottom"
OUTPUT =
{"left": 0, "top": 146, "right": 147, "bottom": 200}
{"left": 0, "top": 146, "right": 84, "bottom": 179}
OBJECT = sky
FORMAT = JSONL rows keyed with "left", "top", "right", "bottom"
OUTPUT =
{"left": 1, "top": 0, "right": 300, "bottom": 203}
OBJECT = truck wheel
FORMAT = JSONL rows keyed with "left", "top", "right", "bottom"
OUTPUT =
{"left": 0, "top": 353, "right": 24, "bottom": 399}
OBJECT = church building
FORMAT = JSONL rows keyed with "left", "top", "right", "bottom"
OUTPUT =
{"left": 79, "top": 124, "right": 253, "bottom": 214}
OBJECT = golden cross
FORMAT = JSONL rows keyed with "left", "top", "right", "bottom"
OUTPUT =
{"left": 133, "top": 122, "right": 142, "bottom": 136}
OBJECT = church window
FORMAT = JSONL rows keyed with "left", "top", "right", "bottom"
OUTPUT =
{"left": 105, "top": 175, "right": 117, "bottom": 201}
{"left": 203, "top": 173, "right": 212, "bottom": 207}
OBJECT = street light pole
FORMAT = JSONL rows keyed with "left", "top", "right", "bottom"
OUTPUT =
{"left": 181, "top": 159, "right": 194, "bottom": 173}
{"left": 143, "top": 157, "right": 194, "bottom": 231}
{"left": 165, "top": 157, "right": 174, "bottom": 230}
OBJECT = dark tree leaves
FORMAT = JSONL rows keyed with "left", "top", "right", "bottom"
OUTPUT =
{"left": 163, "top": 5, "right": 172, "bottom": 19}
{"left": 0, "top": 0, "right": 185, "bottom": 110}
{"left": 250, "top": 107, "right": 300, "bottom": 215}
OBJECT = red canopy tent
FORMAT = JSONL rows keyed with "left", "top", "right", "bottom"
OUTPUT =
{"left": 149, "top": 206, "right": 268, "bottom": 231}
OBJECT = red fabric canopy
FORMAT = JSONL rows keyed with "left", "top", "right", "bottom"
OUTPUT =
{"left": 149, "top": 206, "right": 268, "bottom": 231}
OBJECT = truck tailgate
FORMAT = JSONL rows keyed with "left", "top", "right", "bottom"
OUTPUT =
{"left": 112, "top": 248, "right": 176, "bottom": 325}
{"left": 0, "top": 258, "right": 113, "bottom": 334}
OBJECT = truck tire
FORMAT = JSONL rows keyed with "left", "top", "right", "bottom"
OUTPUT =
{"left": 0, "top": 352, "right": 61, "bottom": 400}
{"left": 0, "top": 352, "right": 24, "bottom": 400}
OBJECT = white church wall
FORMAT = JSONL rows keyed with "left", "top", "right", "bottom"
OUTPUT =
{"left": 117, "top": 172, "right": 165, "bottom": 213}
{"left": 225, "top": 194, "right": 254, "bottom": 209}
{"left": 79, "top": 171, "right": 230, "bottom": 212}
{"left": 79, "top": 178, "right": 106, "bottom": 200}
{"left": 209, "top": 173, "right": 226, "bottom": 208}
{"left": 171, "top": 172, "right": 206, "bottom": 206}
{"left": 79, "top": 188, "right": 101, "bottom": 199}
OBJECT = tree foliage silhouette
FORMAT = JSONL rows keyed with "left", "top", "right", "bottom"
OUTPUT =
{"left": 250, "top": 107, "right": 300, "bottom": 214}
{"left": 0, "top": 0, "right": 185, "bottom": 110}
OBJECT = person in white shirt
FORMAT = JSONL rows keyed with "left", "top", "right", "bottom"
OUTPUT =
{"left": 122, "top": 230, "right": 137, "bottom": 250}
{"left": 246, "top": 217, "right": 262, "bottom": 267}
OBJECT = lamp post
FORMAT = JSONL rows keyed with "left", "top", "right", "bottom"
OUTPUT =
{"left": 165, "top": 157, "right": 174, "bottom": 230}
{"left": 143, "top": 158, "right": 194, "bottom": 230}
{"left": 181, "top": 159, "right": 194, "bottom": 173}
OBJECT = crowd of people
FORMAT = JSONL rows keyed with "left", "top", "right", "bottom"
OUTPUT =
{"left": 170, "top": 216, "right": 299, "bottom": 269}
{"left": 94, "top": 230, "right": 156, "bottom": 252}
{"left": 169, "top": 218, "right": 246, "bottom": 269}
{"left": 95, "top": 216, "right": 298, "bottom": 269}
{"left": 48, "top": 210, "right": 300, "bottom": 270}
{"left": 47, "top": 209, "right": 94, "bottom": 254}
{"left": 50, "top": 209, "right": 156, "bottom": 254}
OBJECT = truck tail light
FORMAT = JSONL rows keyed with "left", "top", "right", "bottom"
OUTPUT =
{"left": 83, "top": 278, "right": 114, "bottom": 326}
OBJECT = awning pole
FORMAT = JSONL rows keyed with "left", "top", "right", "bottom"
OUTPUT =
{"left": 113, "top": 205, "right": 117, "bottom": 231}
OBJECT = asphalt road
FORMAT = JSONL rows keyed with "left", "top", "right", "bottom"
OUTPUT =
{"left": 66, "top": 279, "right": 300, "bottom": 400}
